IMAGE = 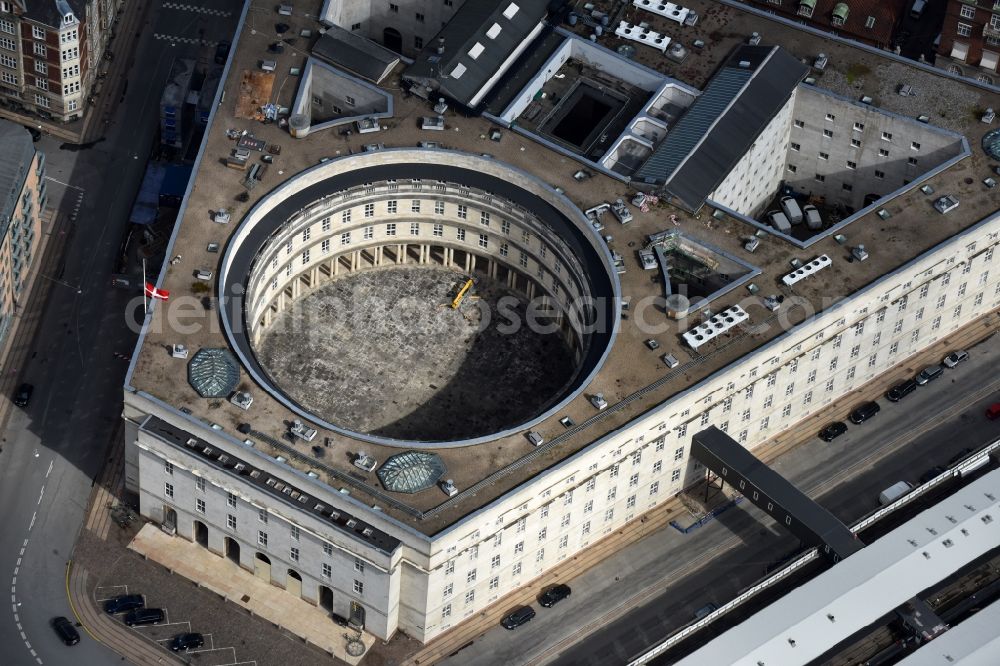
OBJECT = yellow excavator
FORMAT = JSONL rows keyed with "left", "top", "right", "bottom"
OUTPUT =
{"left": 450, "top": 278, "right": 474, "bottom": 309}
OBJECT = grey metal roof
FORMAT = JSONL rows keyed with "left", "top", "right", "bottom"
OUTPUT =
{"left": 403, "top": 0, "right": 549, "bottom": 107}
{"left": 634, "top": 45, "right": 808, "bottom": 211}
{"left": 483, "top": 28, "right": 564, "bottom": 116}
{"left": 377, "top": 451, "right": 447, "bottom": 493}
{"left": 897, "top": 596, "right": 1000, "bottom": 666}
{"left": 311, "top": 27, "right": 400, "bottom": 84}
{"left": 21, "top": 0, "right": 86, "bottom": 28}
{"left": 188, "top": 348, "right": 240, "bottom": 398}
{"left": 674, "top": 467, "right": 1000, "bottom": 666}
{"left": 0, "top": 120, "right": 36, "bottom": 239}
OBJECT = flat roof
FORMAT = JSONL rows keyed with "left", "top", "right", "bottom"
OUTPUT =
{"left": 674, "top": 468, "right": 1000, "bottom": 666}
{"left": 126, "top": 0, "right": 1000, "bottom": 537}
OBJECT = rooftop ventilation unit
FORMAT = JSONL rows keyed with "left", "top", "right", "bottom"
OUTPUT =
{"left": 682, "top": 305, "right": 749, "bottom": 351}
{"left": 229, "top": 391, "right": 253, "bottom": 410}
{"left": 440, "top": 479, "right": 459, "bottom": 496}
{"left": 615, "top": 21, "right": 670, "bottom": 53}
{"left": 781, "top": 255, "right": 832, "bottom": 286}
{"left": 290, "top": 420, "right": 317, "bottom": 442}
{"left": 172, "top": 344, "right": 189, "bottom": 358}
{"left": 633, "top": 0, "right": 691, "bottom": 26}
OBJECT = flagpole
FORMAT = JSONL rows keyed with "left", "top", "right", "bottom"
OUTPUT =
{"left": 142, "top": 258, "right": 148, "bottom": 315}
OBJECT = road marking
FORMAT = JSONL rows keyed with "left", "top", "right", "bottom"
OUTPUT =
{"left": 43, "top": 176, "right": 85, "bottom": 192}
{"left": 45, "top": 460, "right": 53, "bottom": 478}
{"left": 162, "top": 2, "right": 231, "bottom": 16}
{"left": 28, "top": 512, "right": 36, "bottom": 530}
{"left": 10, "top": 486, "right": 47, "bottom": 664}
{"left": 152, "top": 33, "right": 220, "bottom": 46}
{"left": 37, "top": 487, "right": 44, "bottom": 505}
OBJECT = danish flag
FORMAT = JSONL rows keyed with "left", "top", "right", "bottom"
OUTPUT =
{"left": 144, "top": 282, "right": 170, "bottom": 301}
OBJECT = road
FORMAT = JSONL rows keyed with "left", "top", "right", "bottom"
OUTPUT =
{"left": 0, "top": 2, "right": 239, "bottom": 665}
{"left": 438, "top": 336, "right": 1000, "bottom": 666}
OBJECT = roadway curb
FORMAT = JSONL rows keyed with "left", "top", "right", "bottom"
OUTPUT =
{"left": 67, "top": 560, "right": 182, "bottom": 665}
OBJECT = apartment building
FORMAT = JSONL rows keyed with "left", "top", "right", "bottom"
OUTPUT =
{"left": 937, "top": 0, "right": 1000, "bottom": 84}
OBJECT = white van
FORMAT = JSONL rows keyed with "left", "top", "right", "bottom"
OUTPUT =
{"left": 767, "top": 210, "right": 791, "bottom": 233}
{"left": 780, "top": 196, "right": 803, "bottom": 225}
{"left": 878, "top": 481, "right": 913, "bottom": 505}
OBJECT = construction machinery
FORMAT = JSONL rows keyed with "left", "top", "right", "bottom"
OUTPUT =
{"left": 451, "top": 279, "right": 474, "bottom": 309}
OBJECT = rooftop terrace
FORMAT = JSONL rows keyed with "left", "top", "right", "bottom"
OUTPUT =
{"left": 127, "top": 0, "right": 1000, "bottom": 536}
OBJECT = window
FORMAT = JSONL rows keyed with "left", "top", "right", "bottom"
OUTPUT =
{"left": 389, "top": 3, "right": 399, "bottom": 11}
{"left": 387, "top": 200, "right": 397, "bottom": 214}
{"left": 787, "top": 164, "right": 797, "bottom": 174}
{"left": 457, "top": 204, "right": 467, "bottom": 219}
{"left": 910, "top": 141, "right": 920, "bottom": 151}
{"left": 289, "top": 525, "right": 300, "bottom": 541}
{"left": 480, "top": 211, "right": 490, "bottom": 226}
{"left": 228, "top": 492, "right": 237, "bottom": 508}
{"left": 794, "top": 119, "right": 804, "bottom": 128}
{"left": 351, "top": 22, "right": 361, "bottom": 30}
{"left": 514, "top": 540, "right": 524, "bottom": 554}
{"left": 60, "top": 28, "right": 77, "bottom": 44}
{"left": 445, "top": 559, "right": 455, "bottom": 575}
{"left": 32, "top": 25, "right": 45, "bottom": 39}
{"left": 386, "top": 223, "right": 396, "bottom": 236}
{"left": 258, "top": 530, "right": 268, "bottom": 547}
{"left": 0, "top": 53, "right": 14, "bottom": 68}
{"left": 671, "top": 469, "right": 681, "bottom": 482}
{"left": 62, "top": 64, "right": 79, "bottom": 78}
{"left": 363, "top": 226, "right": 374, "bottom": 240}
{"left": 489, "top": 576, "right": 499, "bottom": 590}
{"left": 878, "top": 148, "right": 889, "bottom": 157}
{"left": 907, "top": 157, "right": 918, "bottom": 166}
{"left": 540, "top": 504, "right": 549, "bottom": 519}
{"left": 815, "top": 174, "right": 825, "bottom": 182}
{"left": 960, "top": 5, "right": 975, "bottom": 19}
{"left": 434, "top": 200, "right": 445, "bottom": 215}
{"left": 364, "top": 203, "right": 374, "bottom": 218}
{"left": 0, "top": 37, "right": 13, "bottom": 51}
{"left": 0, "top": 19, "right": 13, "bottom": 34}
{"left": 478, "top": 233, "right": 488, "bottom": 248}
{"left": 227, "top": 514, "right": 236, "bottom": 530}
{"left": 881, "top": 131, "right": 892, "bottom": 142}
{"left": 36, "top": 75, "right": 49, "bottom": 90}
{"left": 416, "top": 12, "right": 424, "bottom": 21}
{"left": 583, "top": 500, "right": 593, "bottom": 514}
{"left": 606, "top": 487, "right": 616, "bottom": 501}
{"left": 414, "top": 36, "right": 423, "bottom": 49}
{"left": 464, "top": 589, "right": 475, "bottom": 604}
{"left": 790, "top": 142, "right": 800, "bottom": 151}
{"left": 604, "top": 508, "right": 614, "bottom": 522}
{"left": 196, "top": 498, "right": 205, "bottom": 513}
{"left": 61, "top": 46, "right": 79, "bottom": 62}
{"left": 467, "top": 568, "right": 477, "bottom": 584}
{"left": 846, "top": 160, "right": 856, "bottom": 170}
{"left": 825, "top": 113, "right": 835, "bottom": 121}
{"left": 354, "top": 580, "right": 364, "bottom": 595}
{"left": 258, "top": 508, "right": 268, "bottom": 523}
{"left": 822, "top": 129, "right": 833, "bottom": 138}
{"left": 874, "top": 170, "right": 885, "bottom": 179}
{"left": 301, "top": 249, "right": 310, "bottom": 263}
{"left": 322, "top": 542, "right": 333, "bottom": 557}
{"left": 321, "top": 239, "right": 330, "bottom": 254}
{"left": 842, "top": 183, "right": 853, "bottom": 192}
{"left": 290, "top": 547, "right": 299, "bottom": 562}
{"left": 196, "top": 477, "right": 206, "bottom": 492}
{"left": 865, "top": 16, "right": 875, "bottom": 29}
{"left": 629, "top": 473, "right": 639, "bottom": 488}
{"left": 163, "top": 481, "right": 174, "bottom": 498}
{"left": 491, "top": 554, "right": 501, "bottom": 569}
{"left": 322, "top": 562, "right": 332, "bottom": 579}
{"left": 537, "top": 527, "right": 547, "bottom": 541}
{"left": 819, "top": 151, "right": 829, "bottom": 160}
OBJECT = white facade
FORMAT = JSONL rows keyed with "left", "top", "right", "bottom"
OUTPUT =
{"left": 126, "top": 204, "right": 1000, "bottom": 643}
{"left": 320, "top": 0, "right": 462, "bottom": 58}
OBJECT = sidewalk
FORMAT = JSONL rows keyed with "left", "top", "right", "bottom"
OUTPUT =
{"left": 400, "top": 310, "right": 1000, "bottom": 666}
{"left": 0, "top": 208, "right": 70, "bottom": 432}
{"left": 128, "top": 525, "right": 375, "bottom": 664}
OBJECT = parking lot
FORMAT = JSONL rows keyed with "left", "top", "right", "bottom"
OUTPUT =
{"left": 95, "top": 583, "right": 258, "bottom": 665}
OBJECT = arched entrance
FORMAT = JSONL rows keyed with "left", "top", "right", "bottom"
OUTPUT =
{"left": 225, "top": 537, "right": 240, "bottom": 564}
{"left": 194, "top": 520, "right": 208, "bottom": 548}
{"left": 350, "top": 601, "right": 366, "bottom": 629}
{"left": 383, "top": 27, "right": 402, "bottom": 53}
{"left": 254, "top": 552, "right": 271, "bottom": 582}
{"left": 287, "top": 569, "right": 303, "bottom": 598}
{"left": 319, "top": 585, "right": 334, "bottom": 612}
{"left": 163, "top": 506, "right": 177, "bottom": 532}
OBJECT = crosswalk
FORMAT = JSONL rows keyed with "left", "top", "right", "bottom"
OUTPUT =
{"left": 162, "top": 2, "right": 231, "bottom": 17}
{"left": 152, "top": 33, "right": 220, "bottom": 46}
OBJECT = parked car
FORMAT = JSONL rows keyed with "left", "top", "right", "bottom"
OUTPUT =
{"left": 500, "top": 606, "right": 536, "bottom": 630}
{"left": 818, "top": 421, "right": 848, "bottom": 442}
{"left": 915, "top": 365, "right": 944, "bottom": 385}
{"left": 103, "top": 594, "right": 144, "bottom": 614}
{"left": 849, "top": 401, "right": 881, "bottom": 424}
{"left": 51, "top": 617, "right": 80, "bottom": 646}
{"left": 694, "top": 603, "right": 718, "bottom": 620}
{"left": 13, "top": 382, "right": 33, "bottom": 407}
{"left": 214, "top": 40, "right": 231, "bottom": 65}
{"left": 942, "top": 350, "right": 968, "bottom": 368}
{"left": 538, "top": 584, "right": 571, "bottom": 608}
{"left": 987, "top": 403, "right": 1000, "bottom": 420}
{"left": 124, "top": 608, "right": 164, "bottom": 626}
{"left": 331, "top": 612, "right": 350, "bottom": 627}
{"left": 918, "top": 466, "right": 948, "bottom": 484}
{"left": 886, "top": 379, "right": 918, "bottom": 402}
{"left": 170, "top": 632, "right": 205, "bottom": 651}
{"left": 878, "top": 481, "right": 913, "bottom": 505}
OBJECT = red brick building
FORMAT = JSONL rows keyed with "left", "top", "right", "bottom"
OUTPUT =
{"left": 736, "top": 0, "right": 910, "bottom": 49}
{"left": 936, "top": 0, "right": 1000, "bottom": 84}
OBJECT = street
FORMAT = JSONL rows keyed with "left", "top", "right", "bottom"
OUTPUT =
{"left": 437, "top": 336, "right": 1000, "bottom": 666}
{"left": 0, "top": 2, "right": 239, "bottom": 665}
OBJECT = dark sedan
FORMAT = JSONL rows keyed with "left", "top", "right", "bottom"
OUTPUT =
{"left": 849, "top": 401, "right": 881, "bottom": 424}
{"left": 104, "top": 594, "right": 144, "bottom": 614}
{"left": 500, "top": 606, "right": 536, "bottom": 629}
{"left": 170, "top": 632, "right": 205, "bottom": 651}
{"left": 51, "top": 617, "right": 80, "bottom": 646}
{"left": 124, "top": 608, "right": 164, "bottom": 626}
{"left": 886, "top": 379, "right": 917, "bottom": 402}
{"left": 539, "top": 584, "right": 571, "bottom": 608}
{"left": 818, "top": 421, "right": 848, "bottom": 442}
